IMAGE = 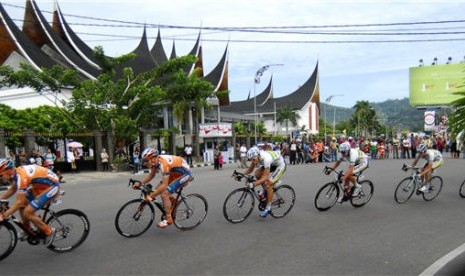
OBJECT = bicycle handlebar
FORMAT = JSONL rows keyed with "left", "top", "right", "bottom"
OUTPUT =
{"left": 232, "top": 170, "right": 255, "bottom": 183}
{"left": 128, "top": 179, "right": 153, "bottom": 195}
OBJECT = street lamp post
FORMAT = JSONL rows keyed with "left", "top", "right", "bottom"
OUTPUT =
{"left": 325, "top": 94, "right": 344, "bottom": 138}
{"left": 253, "top": 63, "right": 284, "bottom": 145}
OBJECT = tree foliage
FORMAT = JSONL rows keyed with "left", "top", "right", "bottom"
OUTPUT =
{"left": 448, "top": 90, "right": 465, "bottom": 137}
{"left": 276, "top": 105, "right": 300, "bottom": 136}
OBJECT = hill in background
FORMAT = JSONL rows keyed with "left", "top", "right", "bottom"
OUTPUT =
{"left": 322, "top": 98, "right": 436, "bottom": 131}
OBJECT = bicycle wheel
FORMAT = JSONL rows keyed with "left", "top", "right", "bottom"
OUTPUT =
{"left": 115, "top": 199, "right": 155, "bottom": 237}
{"left": 423, "top": 176, "right": 443, "bottom": 201}
{"left": 350, "top": 180, "right": 374, "bottom": 208}
{"left": 459, "top": 179, "right": 465, "bottom": 198}
{"left": 46, "top": 209, "right": 90, "bottom": 252}
{"left": 394, "top": 177, "right": 415, "bottom": 204}
{"left": 314, "top": 182, "right": 339, "bottom": 211}
{"left": 270, "top": 185, "right": 295, "bottom": 218}
{"left": 173, "top": 194, "right": 208, "bottom": 230}
{"left": 223, "top": 188, "right": 255, "bottom": 223}
{"left": 0, "top": 221, "right": 17, "bottom": 261}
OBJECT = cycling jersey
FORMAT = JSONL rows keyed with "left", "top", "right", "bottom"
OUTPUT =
{"left": 339, "top": 148, "right": 368, "bottom": 165}
{"left": 13, "top": 165, "right": 60, "bottom": 210}
{"left": 153, "top": 155, "right": 192, "bottom": 193}
{"left": 256, "top": 151, "right": 286, "bottom": 184}
{"left": 339, "top": 148, "right": 369, "bottom": 174}
{"left": 416, "top": 149, "right": 444, "bottom": 169}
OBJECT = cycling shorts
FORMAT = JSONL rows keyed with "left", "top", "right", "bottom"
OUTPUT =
{"left": 353, "top": 159, "right": 369, "bottom": 174}
{"left": 167, "top": 169, "right": 192, "bottom": 194}
{"left": 425, "top": 160, "right": 444, "bottom": 170}
{"left": 269, "top": 160, "right": 287, "bottom": 185}
{"left": 26, "top": 184, "right": 60, "bottom": 210}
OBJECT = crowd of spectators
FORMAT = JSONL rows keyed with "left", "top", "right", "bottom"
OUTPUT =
{"left": 252, "top": 133, "right": 463, "bottom": 165}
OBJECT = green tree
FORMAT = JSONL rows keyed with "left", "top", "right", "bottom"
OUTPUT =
{"left": 276, "top": 105, "right": 300, "bottom": 137}
{"left": 448, "top": 90, "right": 465, "bottom": 137}
{"left": 350, "top": 101, "right": 381, "bottom": 137}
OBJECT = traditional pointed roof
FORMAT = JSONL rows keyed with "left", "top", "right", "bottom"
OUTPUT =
{"left": 222, "top": 62, "right": 320, "bottom": 114}
{"left": 221, "top": 77, "right": 273, "bottom": 114}
{"left": 204, "top": 45, "right": 229, "bottom": 105}
{"left": 22, "top": 0, "right": 99, "bottom": 79}
{"left": 116, "top": 26, "right": 158, "bottom": 76}
{"left": 150, "top": 29, "right": 168, "bottom": 65}
{"left": 169, "top": 40, "right": 177, "bottom": 60}
{"left": 52, "top": 2, "right": 100, "bottom": 69}
{"left": 0, "top": 2, "right": 56, "bottom": 69}
{"left": 184, "top": 31, "right": 201, "bottom": 75}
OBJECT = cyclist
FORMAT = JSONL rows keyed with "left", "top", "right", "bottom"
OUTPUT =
{"left": 0, "top": 158, "right": 59, "bottom": 246}
{"left": 132, "top": 148, "right": 192, "bottom": 228}
{"left": 406, "top": 143, "right": 444, "bottom": 193}
{"left": 242, "top": 146, "right": 286, "bottom": 217}
{"left": 326, "top": 143, "right": 369, "bottom": 202}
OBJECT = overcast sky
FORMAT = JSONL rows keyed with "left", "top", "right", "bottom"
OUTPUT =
{"left": 3, "top": 0, "right": 465, "bottom": 108}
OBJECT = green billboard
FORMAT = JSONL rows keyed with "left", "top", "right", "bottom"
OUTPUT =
{"left": 409, "top": 63, "right": 465, "bottom": 107}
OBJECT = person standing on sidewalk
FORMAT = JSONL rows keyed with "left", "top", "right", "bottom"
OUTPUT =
{"left": 240, "top": 144, "right": 248, "bottom": 169}
{"left": 132, "top": 149, "right": 141, "bottom": 174}
{"left": 101, "top": 148, "right": 110, "bottom": 172}
{"left": 184, "top": 144, "right": 193, "bottom": 167}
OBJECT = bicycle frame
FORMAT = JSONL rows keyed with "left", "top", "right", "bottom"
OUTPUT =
{"left": 129, "top": 179, "right": 190, "bottom": 218}
{"left": 0, "top": 199, "right": 62, "bottom": 244}
{"left": 325, "top": 167, "right": 364, "bottom": 195}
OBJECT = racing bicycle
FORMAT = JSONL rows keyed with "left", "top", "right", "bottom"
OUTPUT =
{"left": 314, "top": 166, "right": 374, "bottom": 211}
{"left": 223, "top": 170, "right": 295, "bottom": 223}
{"left": 0, "top": 191, "right": 90, "bottom": 261}
{"left": 459, "top": 179, "right": 465, "bottom": 198}
{"left": 115, "top": 179, "right": 208, "bottom": 237}
{"left": 394, "top": 164, "right": 443, "bottom": 204}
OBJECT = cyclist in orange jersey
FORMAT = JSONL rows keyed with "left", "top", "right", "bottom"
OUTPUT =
{"left": 132, "top": 148, "right": 192, "bottom": 228}
{"left": 0, "top": 158, "right": 59, "bottom": 246}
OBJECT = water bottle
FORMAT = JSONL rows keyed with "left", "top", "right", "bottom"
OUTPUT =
{"left": 257, "top": 190, "right": 266, "bottom": 202}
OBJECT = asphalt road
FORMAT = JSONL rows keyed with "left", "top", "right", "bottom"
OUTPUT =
{"left": 1, "top": 157, "right": 465, "bottom": 275}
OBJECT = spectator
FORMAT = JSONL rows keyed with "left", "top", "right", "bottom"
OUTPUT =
{"left": 289, "top": 140, "right": 297, "bottom": 165}
{"left": 234, "top": 143, "right": 241, "bottom": 167}
{"left": 44, "top": 149, "right": 57, "bottom": 172}
{"left": 329, "top": 138, "right": 338, "bottom": 162}
{"left": 67, "top": 147, "right": 76, "bottom": 173}
{"left": 401, "top": 136, "right": 411, "bottom": 159}
{"left": 218, "top": 152, "right": 224, "bottom": 169}
{"left": 101, "top": 148, "right": 110, "bottom": 172}
{"left": 240, "top": 144, "right": 248, "bottom": 169}
{"left": 392, "top": 136, "right": 399, "bottom": 159}
{"left": 133, "top": 148, "right": 141, "bottom": 174}
{"left": 213, "top": 145, "right": 221, "bottom": 170}
{"left": 184, "top": 144, "right": 193, "bottom": 167}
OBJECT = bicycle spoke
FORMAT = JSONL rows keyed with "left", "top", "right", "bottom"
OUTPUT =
{"left": 173, "top": 194, "right": 207, "bottom": 230}
{"left": 223, "top": 188, "right": 254, "bottom": 223}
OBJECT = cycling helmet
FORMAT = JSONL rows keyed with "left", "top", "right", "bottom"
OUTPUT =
{"left": 246, "top": 147, "right": 260, "bottom": 159}
{"left": 0, "top": 158, "right": 15, "bottom": 174}
{"left": 339, "top": 143, "right": 351, "bottom": 154}
{"left": 416, "top": 143, "right": 427, "bottom": 153}
{"left": 141, "top": 148, "right": 159, "bottom": 159}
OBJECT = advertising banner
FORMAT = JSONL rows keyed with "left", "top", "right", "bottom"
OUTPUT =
{"left": 424, "top": 111, "right": 435, "bottom": 131}
{"left": 199, "top": 123, "right": 232, "bottom": 137}
{"left": 409, "top": 63, "right": 465, "bottom": 107}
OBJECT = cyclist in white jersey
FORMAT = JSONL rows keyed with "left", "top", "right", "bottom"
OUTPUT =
{"left": 242, "top": 147, "right": 287, "bottom": 217}
{"left": 327, "top": 143, "right": 369, "bottom": 202}
{"left": 407, "top": 143, "right": 444, "bottom": 193}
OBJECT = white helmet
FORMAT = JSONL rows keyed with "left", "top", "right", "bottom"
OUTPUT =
{"left": 339, "top": 143, "right": 350, "bottom": 154}
{"left": 416, "top": 143, "right": 427, "bottom": 153}
{"left": 246, "top": 147, "right": 260, "bottom": 159}
{"left": 141, "top": 147, "right": 159, "bottom": 159}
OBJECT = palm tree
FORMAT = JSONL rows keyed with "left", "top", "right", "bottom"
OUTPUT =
{"left": 351, "top": 101, "right": 380, "bottom": 137}
{"left": 448, "top": 91, "right": 465, "bottom": 138}
{"left": 276, "top": 105, "right": 300, "bottom": 138}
